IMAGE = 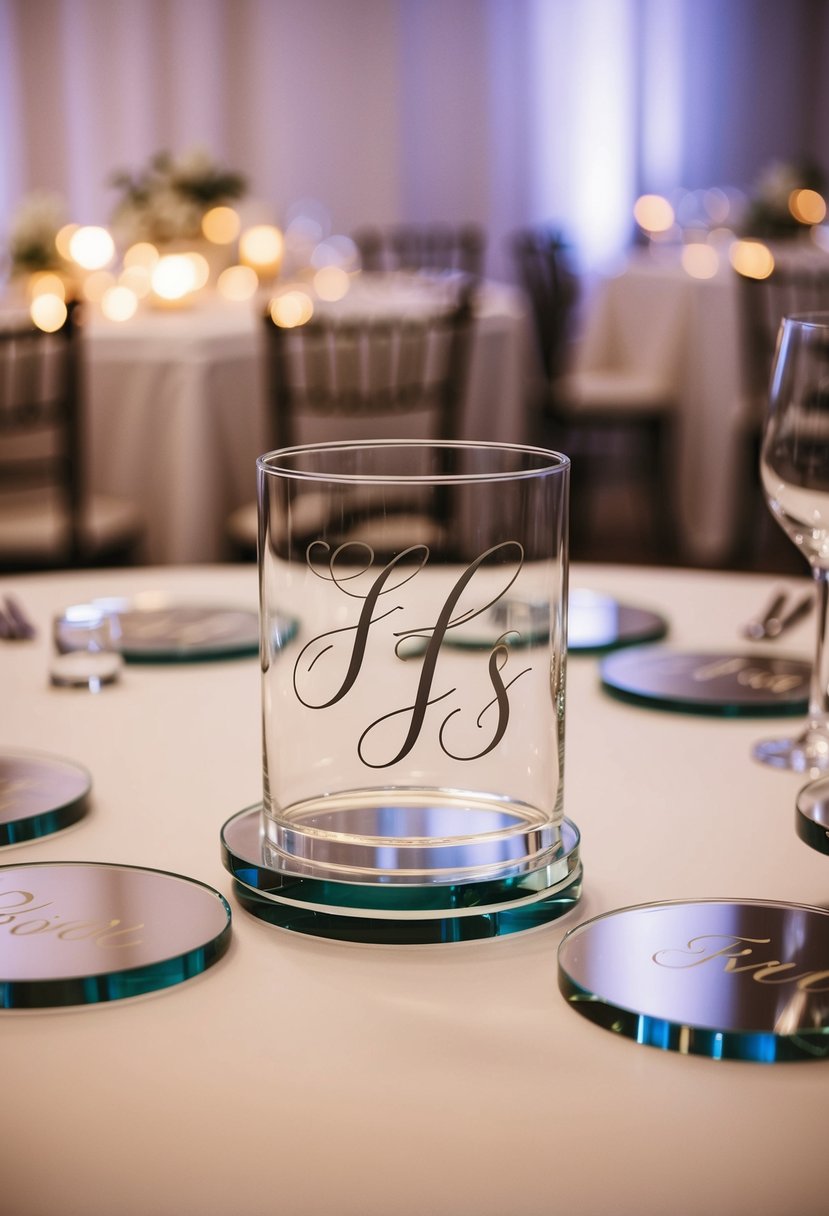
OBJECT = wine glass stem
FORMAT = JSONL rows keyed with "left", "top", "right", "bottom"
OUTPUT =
{"left": 808, "top": 565, "right": 829, "bottom": 732}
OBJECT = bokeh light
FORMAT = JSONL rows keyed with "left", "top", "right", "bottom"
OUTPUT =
{"left": 202, "top": 206, "right": 241, "bottom": 244}
{"left": 269, "top": 290, "right": 314, "bottom": 328}
{"left": 789, "top": 189, "right": 827, "bottom": 226}
{"left": 217, "top": 264, "right": 258, "bottom": 301}
{"left": 28, "top": 272, "right": 66, "bottom": 301}
{"left": 313, "top": 265, "right": 350, "bottom": 301}
{"left": 311, "top": 235, "right": 360, "bottom": 272}
{"left": 81, "top": 270, "right": 117, "bottom": 302}
{"left": 730, "top": 240, "right": 775, "bottom": 280}
{"left": 151, "top": 254, "right": 197, "bottom": 300}
{"left": 55, "top": 223, "right": 79, "bottom": 261}
{"left": 101, "top": 285, "right": 139, "bottom": 322}
{"left": 30, "top": 293, "right": 67, "bottom": 332}
{"left": 123, "top": 242, "right": 159, "bottom": 271}
{"left": 68, "top": 225, "right": 115, "bottom": 270}
{"left": 703, "top": 188, "right": 731, "bottom": 225}
{"left": 185, "top": 251, "right": 210, "bottom": 290}
{"left": 633, "top": 194, "right": 675, "bottom": 234}
{"left": 681, "top": 243, "right": 720, "bottom": 279}
{"left": 118, "top": 265, "right": 152, "bottom": 298}
{"left": 239, "top": 225, "right": 284, "bottom": 273}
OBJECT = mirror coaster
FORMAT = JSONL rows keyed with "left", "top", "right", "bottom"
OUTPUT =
{"left": 600, "top": 648, "right": 809, "bottom": 716}
{"left": 0, "top": 749, "right": 91, "bottom": 846}
{"left": 558, "top": 899, "right": 829, "bottom": 1063}
{"left": 435, "top": 589, "right": 667, "bottom": 654}
{"left": 796, "top": 776, "right": 829, "bottom": 856}
{"left": 220, "top": 805, "right": 582, "bottom": 943}
{"left": 0, "top": 862, "right": 231, "bottom": 1008}
{"left": 70, "top": 597, "right": 297, "bottom": 663}
{"left": 568, "top": 589, "right": 668, "bottom": 653}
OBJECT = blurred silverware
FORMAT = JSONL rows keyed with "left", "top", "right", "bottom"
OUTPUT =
{"left": 761, "top": 592, "right": 813, "bottom": 639}
{"left": 742, "top": 589, "right": 812, "bottom": 641}
{"left": 742, "top": 589, "right": 787, "bottom": 640}
{"left": 1, "top": 595, "right": 37, "bottom": 640}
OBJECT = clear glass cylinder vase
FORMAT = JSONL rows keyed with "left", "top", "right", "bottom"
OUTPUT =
{"left": 257, "top": 439, "right": 569, "bottom": 886}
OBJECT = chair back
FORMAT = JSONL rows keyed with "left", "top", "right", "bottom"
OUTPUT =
{"left": 511, "top": 227, "right": 579, "bottom": 386}
{"left": 0, "top": 301, "right": 85, "bottom": 565}
{"left": 259, "top": 287, "right": 475, "bottom": 561}
{"left": 352, "top": 224, "right": 486, "bottom": 279}
{"left": 737, "top": 255, "right": 829, "bottom": 419}
{"left": 262, "top": 287, "right": 474, "bottom": 451}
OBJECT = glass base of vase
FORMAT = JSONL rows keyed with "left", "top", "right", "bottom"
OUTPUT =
{"left": 261, "top": 786, "right": 562, "bottom": 885}
{"left": 220, "top": 805, "right": 582, "bottom": 943}
{"left": 752, "top": 735, "right": 829, "bottom": 774}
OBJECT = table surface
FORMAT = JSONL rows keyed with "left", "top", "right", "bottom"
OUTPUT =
{"left": 1, "top": 559, "right": 827, "bottom": 1216}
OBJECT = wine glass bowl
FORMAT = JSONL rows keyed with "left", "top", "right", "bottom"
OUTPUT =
{"left": 754, "top": 312, "right": 829, "bottom": 773}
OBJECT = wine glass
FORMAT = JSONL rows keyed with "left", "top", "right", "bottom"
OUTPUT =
{"left": 754, "top": 311, "right": 829, "bottom": 772}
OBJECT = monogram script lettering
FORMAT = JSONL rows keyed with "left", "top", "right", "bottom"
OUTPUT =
{"left": 692, "top": 657, "right": 802, "bottom": 694}
{"left": 0, "top": 886, "right": 143, "bottom": 948}
{"left": 293, "top": 541, "right": 531, "bottom": 768}
{"left": 653, "top": 933, "right": 829, "bottom": 993}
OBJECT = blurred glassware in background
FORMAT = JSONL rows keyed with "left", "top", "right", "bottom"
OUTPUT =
{"left": 50, "top": 603, "right": 123, "bottom": 691}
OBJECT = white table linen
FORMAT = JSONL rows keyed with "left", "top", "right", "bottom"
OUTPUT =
{"left": 85, "top": 280, "right": 532, "bottom": 566}
{"left": 0, "top": 559, "right": 825, "bottom": 1216}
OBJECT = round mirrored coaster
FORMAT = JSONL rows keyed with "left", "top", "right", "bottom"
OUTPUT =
{"left": 568, "top": 589, "right": 668, "bottom": 653}
{"left": 0, "top": 862, "right": 231, "bottom": 1008}
{"left": 79, "top": 597, "right": 295, "bottom": 663}
{"left": 435, "top": 589, "right": 667, "bottom": 654}
{"left": 600, "top": 647, "right": 809, "bottom": 716}
{"left": 795, "top": 775, "right": 829, "bottom": 856}
{"left": 0, "top": 749, "right": 91, "bottom": 846}
{"left": 558, "top": 898, "right": 829, "bottom": 1062}
{"left": 220, "top": 805, "right": 582, "bottom": 942}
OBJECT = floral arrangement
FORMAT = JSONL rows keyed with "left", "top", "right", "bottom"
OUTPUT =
{"left": 740, "top": 158, "right": 826, "bottom": 239}
{"left": 109, "top": 148, "right": 247, "bottom": 245}
{"left": 6, "top": 190, "right": 67, "bottom": 275}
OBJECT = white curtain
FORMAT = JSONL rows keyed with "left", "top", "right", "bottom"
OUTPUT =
{"left": 1, "top": 0, "right": 827, "bottom": 280}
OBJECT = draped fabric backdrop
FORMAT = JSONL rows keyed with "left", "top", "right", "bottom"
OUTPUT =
{"left": 1, "top": 0, "right": 828, "bottom": 280}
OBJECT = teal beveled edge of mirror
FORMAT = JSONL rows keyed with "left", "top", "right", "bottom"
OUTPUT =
{"left": 558, "top": 898, "right": 829, "bottom": 1063}
{"left": 0, "top": 750, "right": 92, "bottom": 848}
{"left": 0, "top": 862, "right": 232, "bottom": 1009}
{"left": 231, "top": 868, "right": 583, "bottom": 943}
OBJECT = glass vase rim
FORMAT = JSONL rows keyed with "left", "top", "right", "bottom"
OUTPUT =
{"left": 781, "top": 310, "right": 829, "bottom": 330}
{"left": 257, "top": 439, "right": 571, "bottom": 485}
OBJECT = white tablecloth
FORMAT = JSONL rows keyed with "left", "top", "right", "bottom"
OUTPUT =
{"left": 1, "top": 559, "right": 825, "bottom": 1216}
{"left": 575, "top": 251, "right": 748, "bottom": 566}
{"left": 85, "top": 280, "right": 532, "bottom": 565}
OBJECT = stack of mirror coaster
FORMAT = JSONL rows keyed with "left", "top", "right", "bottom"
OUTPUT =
{"left": 221, "top": 805, "right": 582, "bottom": 944}
{"left": 796, "top": 776, "right": 829, "bottom": 856}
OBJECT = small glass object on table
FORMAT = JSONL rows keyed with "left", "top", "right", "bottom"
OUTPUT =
{"left": 50, "top": 604, "right": 123, "bottom": 691}
{"left": 754, "top": 312, "right": 829, "bottom": 772}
